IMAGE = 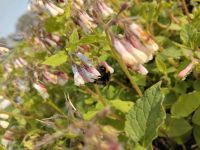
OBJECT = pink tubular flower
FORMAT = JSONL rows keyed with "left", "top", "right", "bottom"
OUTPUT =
{"left": 76, "top": 52, "right": 93, "bottom": 66}
{"left": 0, "top": 47, "right": 9, "bottom": 55}
{"left": 45, "top": 2, "right": 64, "bottom": 17}
{"left": 33, "top": 83, "right": 49, "bottom": 99}
{"left": 72, "top": 53, "right": 101, "bottom": 86}
{"left": 101, "top": 61, "right": 114, "bottom": 73}
{"left": 112, "top": 37, "right": 137, "bottom": 66}
{"left": 137, "top": 64, "right": 148, "bottom": 75}
{"left": 72, "top": 64, "right": 85, "bottom": 86}
{"left": 121, "top": 38, "right": 149, "bottom": 64}
{"left": 56, "top": 72, "right": 69, "bottom": 85}
{"left": 77, "top": 11, "right": 97, "bottom": 33}
{"left": 43, "top": 71, "right": 58, "bottom": 84}
{"left": 4, "top": 63, "right": 13, "bottom": 73}
{"left": 178, "top": 63, "right": 193, "bottom": 79}
{"left": 96, "top": 0, "right": 113, "bottom": 17}
{"left": 13, "top": 58, "right": 27, "bottom": 68}
{"left": 129, "top": 23, "right": 159, "bottom": 52}
{"left": 1, "top": 128, "right": 14, "bottom": 147}
{"left": 126, "top": 34, "right": 153, "bottom": 60}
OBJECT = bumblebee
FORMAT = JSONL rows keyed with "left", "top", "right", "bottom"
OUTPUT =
{"left": 95, "top": 65, "right": 111, "bottom": 85}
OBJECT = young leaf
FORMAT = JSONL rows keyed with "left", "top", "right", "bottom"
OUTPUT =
{"left": 192, "top": 107, "right": 200, "bottom": 125}
{"left": 42, "top": 51, "right": 67, "bottom": 67}
{"left": 167, "top": 118, "right": 192, "bottom": 137}
{"left": 171, "top": 91, "right": 200, "bottom": 118}
{"left": 110, "top": 99, "right": 133, "bottom": 113}
{"left": 69, "top": 29, "right": 79, "bottom": 44}
{"left": 125, "top": 82, "right": 165, "bottom": 147}
{"left": 155, "top": 56, "right": 167, "bottom": 74}
{"left": 194, "top": 125, "right": 200, "bottom": 147}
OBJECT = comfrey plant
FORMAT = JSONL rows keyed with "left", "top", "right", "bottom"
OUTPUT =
{"left": 1, "top": 0, "right": 200, "bottom": 149}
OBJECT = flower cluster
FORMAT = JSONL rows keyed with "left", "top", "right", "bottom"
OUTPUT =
{"left": 28, "top": 0, "right": 64, "bottom": 17}
{"left": 0, "top": 96, "right": 11, "bottom": 129}
{"left": 0, "top": 47, "right": 9, "bottom": 56}
{"left": 111, "top": 22, "right": 159, "bottom": 75}
{"left": 13, "top": 57, "right": 28, "bottom": 69}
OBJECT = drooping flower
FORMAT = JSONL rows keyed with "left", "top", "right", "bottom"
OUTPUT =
{"left": 112, "top": 36, "right": 137, "bottom": 66}
{"left": 129, "top": 23, "right": 159, "bottom": 52}
{"left": 178, "top": 62, "right": 193, "bottom": 79}
{"left": 4, "top": 63, "right": 13, "bottom": 73}
{"left": 72, "top": 64, "right": 85, "bottom": 86}
{"left": 13, "top": 57, "right": 27, "bottom": 68}
{"left": 73, "top": 0, "right": 84, "bottom": 9}
{"left": 13, "top": 79, "right": 29, "bottom": 92}
{"left": 95, "top": 0, "right": 114, "bottom": 17}
{"left": 125, "top": 33, "right": 153, "bottom": 60}
{"left": 76, "top": 52, "right": 93, "bottom": 66}
{"left": 55, "top": 72, "right": 69, "bottom": 85}
{"left": 76, "top": 10, "right": 97, "bottom": 33}
{"left": 1, "top": 128, "right": 14, "bottom": 147}
{"left": 72, "top": 52, "right": 101, "bottom": 86}
{"left": 101, "top": 61, "right": 114, "bottom": 73}
{"left": 0, "top": 96, "right": 11, "bottom": 110}
{"left": 0, "top": 120, "right": 9, "bottom": 129}
{"left": 33, "top": 83, "right": 49, "bottom": 99}
{"left": 121, "top": 38, "right": 149, "bottom": 64}
{"left": 43, "top": 71, "right": 58, "bottom": 84}
{"left": 44, "top": 2, "right": 64, "bottom": 17}
{"left": 0, "top": 47, "right": 9, "bottom": 56}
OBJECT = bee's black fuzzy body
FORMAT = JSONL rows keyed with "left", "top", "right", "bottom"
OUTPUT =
{"left": 95, "top": 65, "right": 111, "bottom": 85}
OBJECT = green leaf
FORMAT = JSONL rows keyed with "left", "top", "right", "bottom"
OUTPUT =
{"left": 180, "top": 24, "right": 200, "bottom": 49}
{"left": 171, "top": 91, "right": 200, "bottom": 118}
{"left": 42, "top": 51, "right": 67, "bottom": 67}
{"left": 194, "top": 125, "right": 200, "bottom": 147}
{"left": 193, "top": 80, "right": 200, "bottom": 91}
{"left": 83, "top": 110, "right": 98, "bottom": 120}
{"left": 134, "top": 144, "right": 147, "bottom": 150}
{"left": 132, "top": 74, "right": 147, "bottom": 86}
{"left": 69, "top": 29, "right": 79, "bottom": 44}
{"left": 192, "top": 107, "right": 200, "bottom": 125}
{"left": 110, "top": 99, "right": 133, "bottom": 113}
{"left": 155, "top": 56, "right": 167, "bottom": 74}
{"left": 167, "top": 118, "right": 192, "bottom": 137}
{"left": 125, "top": 82, "right": 165, "bottom": 147}
{"left": 162, "top": 47, "right": 182, "bottom": 59}
{"left": 65, "top": 0, "right": 72, "bottom": 18}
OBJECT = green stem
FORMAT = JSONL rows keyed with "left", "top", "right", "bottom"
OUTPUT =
{"left": 94, "top": 84, "right": 107, "bottom": 106}
{"left": 45, "top": 100, "right": 66, "bottom": 116}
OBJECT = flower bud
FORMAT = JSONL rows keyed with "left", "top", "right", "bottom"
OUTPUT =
{"left": 43, "top": 71, "right": 58, "bottom": 84}
{"left": 76, "top": 52, "right": 93, "bottom": 67}
{"left": 33, "top": 83, "right": 49, "bottom": 99}
{"left": 0, "top": 47, "right": 9, "bottom": 55}
{"left": 101, "top": 61, "right": 114, "bottom": 73}
{"left": 178, "top": 63, "right": 193, "bottom": 79}
{"left": 137, "top": 64, "right": 148, "bottom": 75}
{"left": 0, "top": 97, "right": 11, "bottom": 110}
{"left": 77, "top": 11, "right": 97, "bottom": 33}
{"left": 56, "top": 72, "right": 69, "bottom": 85}
{"left": 45, "top": 2, "right": 64, "bottom": 17}
{"left": 0, "top": 120, "right": 9, "bottom": 129}
{"left": 96, "top": 0, "right": 113, "bottom": 17}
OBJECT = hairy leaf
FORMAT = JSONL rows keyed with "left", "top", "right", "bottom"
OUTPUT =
{"left": 125, "top": 82, "right": 165, "bottom": 147}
